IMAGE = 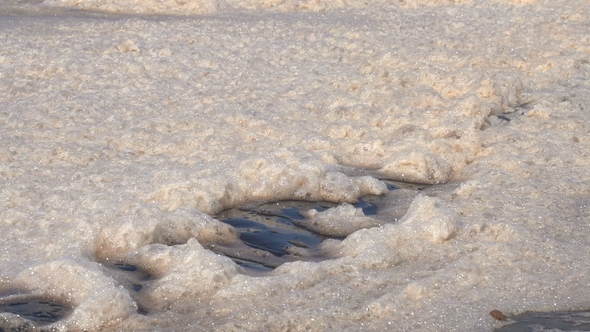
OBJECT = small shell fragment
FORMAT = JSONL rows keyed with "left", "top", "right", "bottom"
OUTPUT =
{"left": 490, "top": 309, "right": 508, "bottom": 321}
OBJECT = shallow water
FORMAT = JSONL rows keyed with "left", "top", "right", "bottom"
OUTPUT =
{"left": 0, "top": 295, "right": 71, "bottom": 326}
{"left": 214, "top": 190, "right": 385, "bottom": 269}
{"left": 209, "top": 180, "right": 426, "bottom": 270}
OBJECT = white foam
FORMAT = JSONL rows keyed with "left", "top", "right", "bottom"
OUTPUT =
{"left": 299, "top": 203, "right": 382, "bottom": 237}
{"left": 15, "top": 259, "right": 138, "bottom": 330}
{"left": 125, "top": 238, "right": 238, "bottom": 311}
{"left": 1, "top": 0, "right": 590, "bottom": 330}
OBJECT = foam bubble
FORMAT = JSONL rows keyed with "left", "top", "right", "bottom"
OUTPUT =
{"left": 299, "top": 203, "right": 382, "bottom": 237}
{"left": 14, "top": 260, "right": 137, "bottom": 330}
{"left": 380, "top": 150, "right": 454, "bottom": 184}
{"left": 124, "top": 239, "right": 238, "bottom": 311}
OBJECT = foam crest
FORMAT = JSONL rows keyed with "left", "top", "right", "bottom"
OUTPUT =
{"left": 333, "top": 195, "right": 458, "bottom": 265}
{"left": 123, "top": 239, "right": 238, "bottom": 311}
{"left": 379, "top": 150, "right": 453, "bottom": 184}
{"left": 300, "top": 203, "right": 382, "bottom": 237}
{"left": 14, "top": 260, "right": 137, "bottom": 330}
{"left": 94, "top": 208, "right": 238, "bottom": 261}
{"left": 149, "top": 163, "right": 387, "bottom": 214}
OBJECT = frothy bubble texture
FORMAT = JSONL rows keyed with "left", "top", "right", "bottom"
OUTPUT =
{"left": 301, "top": 202, "right": 383, "bottom": 237}
{"left": 1, "top": 0, "right": 590, "bottom": 330}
